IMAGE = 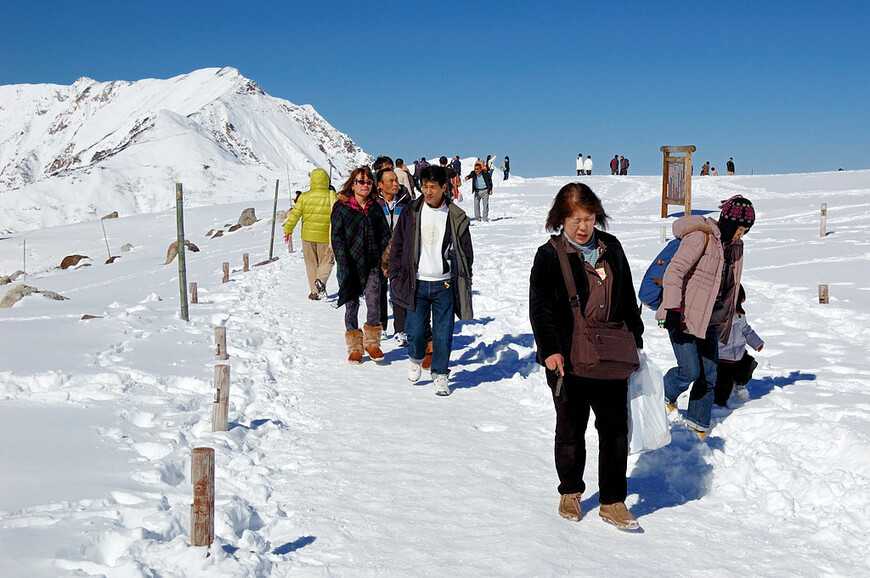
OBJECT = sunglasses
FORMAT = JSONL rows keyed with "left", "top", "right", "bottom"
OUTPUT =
{"left": 353, "top": 179, "right": 373, "bottom": 186}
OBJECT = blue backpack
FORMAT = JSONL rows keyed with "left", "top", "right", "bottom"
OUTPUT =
{"left": 638, "top": 234, "right": 708, "bottom": 310}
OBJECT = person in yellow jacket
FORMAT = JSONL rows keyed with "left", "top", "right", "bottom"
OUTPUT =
{"left": 284, "top": 168, "right": 337, "bottom": 300}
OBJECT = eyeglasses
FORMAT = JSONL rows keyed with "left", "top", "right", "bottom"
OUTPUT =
{"left": 353, "top": 179, "right": 373, "bottom": 186}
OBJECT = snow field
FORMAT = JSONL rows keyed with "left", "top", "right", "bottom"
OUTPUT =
{"left": 1, "top": 171, "right": 869, "bottom": 576}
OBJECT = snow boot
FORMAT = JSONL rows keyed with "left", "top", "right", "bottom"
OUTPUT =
{"left": 421, "top": 340, "right": 434, "bottom": 370}
{"left": 599, "top": 502, "right": 640, "bottom": 531}
{"left": 315, "top": 278, "right": 327, "bottom": 299}
{"left": 558, "top": 493, "right": 581, "bottom": 521}
{"left": 363, "top": 325, "right": 384, "bottom": 361}
{"left": 345, "top": 329, "right": 364, "bottom": 364}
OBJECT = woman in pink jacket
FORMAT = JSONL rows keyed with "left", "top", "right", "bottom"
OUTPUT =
{"left": 656, "top": 195, "right": 755, "bottom": 438}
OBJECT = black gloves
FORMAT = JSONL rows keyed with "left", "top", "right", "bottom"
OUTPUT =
{"left": 663, "top": 309, "right": 682, "bottom": 331}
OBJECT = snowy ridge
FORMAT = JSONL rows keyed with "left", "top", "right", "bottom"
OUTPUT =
{"left": 0, "top": 67, "right": 371, "bottom": 233}
{"left": 0, "top": 171, "right": 869, "bottom": 576}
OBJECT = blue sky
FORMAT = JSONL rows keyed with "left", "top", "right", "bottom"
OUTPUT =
{"left": 2, "top": 0, "right": 868, "bottom": 177}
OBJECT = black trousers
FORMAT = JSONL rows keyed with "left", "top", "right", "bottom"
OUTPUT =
{"left": 713, "top": 352, "right": 757, "bottom": 406}
{"left": 379, "top": 276, "right": 406, "bottom": 334}
{"left": 547, "top": 370, "right": 629, "bottom": 504}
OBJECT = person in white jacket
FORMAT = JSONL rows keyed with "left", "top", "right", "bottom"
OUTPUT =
{"left": 712, "top": 285, "right": 764, "bottom": 405}
{"left": 576, "top": 153, "right": 584, "bottom": 176}
{"left": 583, "top": 155, "right": 593, "bottom": 176}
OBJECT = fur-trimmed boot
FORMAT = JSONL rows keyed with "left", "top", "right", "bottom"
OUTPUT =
{"left": 421, "top": 340, "right": 434, "bottom": 370}
{"left": 363, "top": 324, "right": 384, "bottom": 361}
{"left": 345, "top": 329, "right": 364, "bottom": 364}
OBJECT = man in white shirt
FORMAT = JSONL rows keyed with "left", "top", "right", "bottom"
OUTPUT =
{"left": 388, "top": 165, "right": 474, "bottom": 396}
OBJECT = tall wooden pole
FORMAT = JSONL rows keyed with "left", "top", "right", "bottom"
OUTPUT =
{"left": 212, "top": 364, "right": 230, "bottom": 431}
{"left": 269, "top": 179, "right": 279, "bottom": 260}
{"left": 820, "top": 203, "right": 827, "bottom": 237}
{"left": 176, "top": 183, "right": 190, "bottom": 321}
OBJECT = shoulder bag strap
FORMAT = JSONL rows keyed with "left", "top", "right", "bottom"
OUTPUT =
{"left": 549, "top": 237, "right": 584, "bottom": 317}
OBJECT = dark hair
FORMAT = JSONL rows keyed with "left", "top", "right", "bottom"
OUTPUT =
{"left": 375, "top": 167, "right": 396, "bottom": 184}
{"left": 419, "top": 165, "right": 447, "bottom": 187}
{"left": 372, "top": 156, "right": 393, "bottom": 172}
{"left": 395, "top": 158, "right": 404, "bottom": 167}
{"left": 736, "top": 284, "right": 746, "bottom": 315}
{"left": 339, "top": 166, "right": 375, "bottom": 198}
{"left": 439, "top": 155, "right": 448, "bottom": 165}
{"left": 545, "top": 182, "right": 610, "bottom": 232}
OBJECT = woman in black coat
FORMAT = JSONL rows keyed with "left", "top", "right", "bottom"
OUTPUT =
{"left": 529, "top": 182, "right": 643, "bottom": 531}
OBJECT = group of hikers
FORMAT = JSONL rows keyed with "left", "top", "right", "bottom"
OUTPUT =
{"left": 283, "top": 161, "right": 761, "bottom": 532}
{"left": 576, "top": 153, "right": 630, "bottom": 176}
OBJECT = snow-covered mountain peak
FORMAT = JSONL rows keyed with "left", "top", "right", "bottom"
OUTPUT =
{"left": 0, "top": 68, "right": 371, "bottom": 233}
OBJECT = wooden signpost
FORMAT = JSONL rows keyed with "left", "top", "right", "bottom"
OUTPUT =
{"left": 660, "top": 146, "right": 696, "bottom": 218}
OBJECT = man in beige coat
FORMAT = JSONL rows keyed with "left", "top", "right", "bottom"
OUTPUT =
{"left": 656, "top": 196, "right": 755, "bottom": 437}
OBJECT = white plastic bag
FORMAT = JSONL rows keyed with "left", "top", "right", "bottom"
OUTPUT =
{"left": 627, "top": 350, "right": 671, "bottom": 454}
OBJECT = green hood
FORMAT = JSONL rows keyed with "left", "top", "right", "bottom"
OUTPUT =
{"left": 309, "top": 168, "right": 330, "bottom": 191}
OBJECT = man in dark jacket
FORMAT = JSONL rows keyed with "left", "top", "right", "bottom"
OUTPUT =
{"left": 388, "top": 165, "right": 473, "bottom": 396}
{"left": 464, "top": 159, "right": 494, "bottom": 222}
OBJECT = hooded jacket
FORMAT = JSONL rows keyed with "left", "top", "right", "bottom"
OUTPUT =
{"left": 283, "top": 169, "right": 335, "bottom": 243}
{"left": 655, "top": 215, "right": 743, "bottom": 340}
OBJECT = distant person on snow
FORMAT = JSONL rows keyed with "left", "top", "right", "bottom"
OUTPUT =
{"left": 577, "top": 153, "right": 585, "bottom": 176}
{"left": 708, "top": 284, "right": 764, "bottom": 406}
{"left": 583, "top": 155, "right": 593, "bottom": 176}
{"left": 388, "top": 165, "right": 473, "bottom": 396}
{"left": 700, "top": 161, "right": 711, "bottom": 176}
{"left": 486, "top": 154, "right": 496, "bottom": 176}
{"left": 711, "top": 167, "right": 719, "bottom": 176}
{"left": 284, "top": 168, "right": 336, "bottom": 300}
{"left": 501, "top": 156, "right": 510, "bottom": 180}
{"left": 610, "top": 155, "right": 619, "bottom": 175}
{"left": 465, "top": 159, "right": 494, "bottom": 222}
{"left": 331, "top": 166, "right": 391, "bottom": 364}
{"left": 394, "top": 158, "right": 416, "bottom": 199}
{"left": 529, "top": 182, "right": 644, "bottom": 531}
{"left": 658, "top": 195, "right": 755, "bottom": 439}
{"left": 619, "top": 155, "right": 629, "bottom": 175}
{"left": 726, "top": 157, "right": 735, "bottom": 175}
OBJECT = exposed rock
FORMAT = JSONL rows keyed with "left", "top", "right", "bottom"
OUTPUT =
{"left": 10, "top": 271, "right": 25, "bottom": 280}
{"left": 106, "top": 256, "right": 120, "bottom": 264}
{"left": 81, "top": 314, "right": 104, "bottom": 320}
{"left": 206, "top": 229, "right": 215, "bottom": 237}
{"left": 1, "top": 285, "right": 37, "bottom": 308}
{"left": 40, "top": 290, "right": 69, "bottom": 301}
{"left": 102, "top": 211, "right": 119, "bottom": 219}
{"left": 60, "top": 254, "right": 89, "bottom": 269}
{"left": 0, "top": 276, "right": 10, "bottom": 285}
{"left": 212, "top": 230, "right": 224, "bottom": 238}
{"left": 121, "top": 243, "right": 134, "bottom": 252}
{"left": 228, "top": 224, "right": 242, "bottom": 232}
{"left": 238, "top": 208, "right": 257, "bottom": 226}
{"left": 164, "top": 240, "right": 201, "bottom": 264}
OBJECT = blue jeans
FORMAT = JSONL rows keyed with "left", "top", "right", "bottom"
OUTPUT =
{"left": 663, "top": 325, "right": 719, "bottom": 430}
{"left": 405, "top": 280, "right": 455, "bottom": 376}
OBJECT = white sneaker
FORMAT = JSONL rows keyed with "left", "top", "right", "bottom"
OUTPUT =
{"left": 407, "top": 361, "right": 422, "bottom": 382}
{"left": 394, "top": 332, "right": 408, "bottom": 347}
{"left": 733, "top": 384, "right": 750, "bottom": 401}
{"left": 434, "top": 374, "right": 450, "bottom": 396}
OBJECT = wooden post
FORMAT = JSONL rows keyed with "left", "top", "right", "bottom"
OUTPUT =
{"left": 215, "top": 326, "right": 228, "bottom": 360}
{"left": 819, "top": 284, "right": 829, "bottom": 304}
{"left": 243, "top": 253, "right": 249, "bottom": 272}
{"left": 269, "top": 179, "right": 279, "bottom": 260}
{"left": 190, "top": 447, "right": 215, "bottom": 547}
{"left": 176, "top": 183, "right": 190, "bottom": 321}
{"left": 222, "top": 262, "right": 229, "bottom": 284}
{"left": 212, "top": 364, "right": 230, "bottom": 431}
{"left": 820, "top": 203, "right": 827, "bottom": 237}
{"left": 189, "top": 282, "right": 198, "bottom": 304}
